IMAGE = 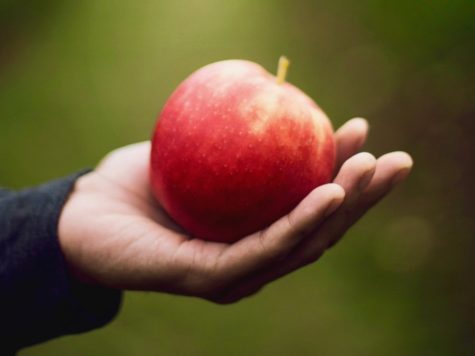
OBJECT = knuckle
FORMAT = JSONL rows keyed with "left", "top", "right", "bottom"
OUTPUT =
{"left": 257, "top": 218, "right": 301, "bottom": 264}
{"left": 257, "top": 232, "right": 288, "bottom": 263}
{"left": 286, "top": 211, "right": 313, "bottom": 240}
{"left": 188, "top": 274, "right": 222, "bottom": 297}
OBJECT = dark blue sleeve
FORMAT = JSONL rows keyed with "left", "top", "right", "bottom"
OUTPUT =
{"left": 0, "top": 172, "right": 123, "bottom": 354}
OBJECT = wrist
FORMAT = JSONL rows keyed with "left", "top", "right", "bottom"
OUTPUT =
{"left": 58, "top": 171, "right": 97, "bottom": 285}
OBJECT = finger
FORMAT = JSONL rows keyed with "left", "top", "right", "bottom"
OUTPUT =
{"left": 277, "top": 151, "right": 376, "bottom": 256}
{"left": 96, "top": 141, "right": 152, "bottom": 200}
{"left": 97, "top": 141, "right": 151, "bottom": 174}
{"left": 354, "top": 151, "right": 413, "bottom": 213}
{"left": 311, "top": 151, "right": 413, "bottom": 251}
{"left": 216, "top": 183, "right": 345, "bottom": 282}
{"left": 333, "top": 152, "right": 376, "bottom": 204}
{"left": 335, "top": 118, "right": 369, "bottom": 170}
{"left": 309, "top": 151, "right": 413, "bottom": 250}
{"left": 220, "top": 152, "right": 412, "bottom": 303}
{"left": 216, "top": 153, "right": 377, "bottom": 302}
{"left": 95, "top": 141, "right": 187, "bottom": 233}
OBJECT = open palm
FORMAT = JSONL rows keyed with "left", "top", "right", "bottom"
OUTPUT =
{"left": 59, "top": 118, "right": 412, "bottom": 303}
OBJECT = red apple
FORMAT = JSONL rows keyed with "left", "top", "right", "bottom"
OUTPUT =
{"left": 150, "top": 57, "right": 335, "bottom": 243}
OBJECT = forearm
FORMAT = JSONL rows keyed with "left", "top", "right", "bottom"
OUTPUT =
{"left": 0, "top": 172, "right": 122, "bottom": 352}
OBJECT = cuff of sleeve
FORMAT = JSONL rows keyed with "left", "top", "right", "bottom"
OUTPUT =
{"left": 2, "top": 170, "right": 123, "bottom": 350}
{"left": 47, "top": 170, "right": 123, "bottom": 335}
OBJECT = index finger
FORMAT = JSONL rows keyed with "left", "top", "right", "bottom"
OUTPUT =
{"left": 215, "top": 183, "right": 345, "bottom": 282}
{"left": 335, "top": 118, "right": 369, "bottom": 170}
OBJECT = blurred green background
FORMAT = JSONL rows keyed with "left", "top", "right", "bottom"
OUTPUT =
{"left": 1, "top": 0, "right": 474, "bottom": 355}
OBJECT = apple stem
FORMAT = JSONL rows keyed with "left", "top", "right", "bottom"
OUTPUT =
{"left": 276, "top": 56, "right": 290, "bottom": 84}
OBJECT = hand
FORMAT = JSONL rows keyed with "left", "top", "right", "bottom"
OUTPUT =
{"left": 58, "top": 118, "right": 413, "bottom": 303}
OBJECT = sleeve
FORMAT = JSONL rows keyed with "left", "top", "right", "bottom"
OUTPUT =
{"left": 0, "top": 171, "right": 123, "bottom": 354}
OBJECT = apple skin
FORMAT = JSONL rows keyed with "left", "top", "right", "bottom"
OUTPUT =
{"left": 150, "top": 60, "right": 335, "bottom": 243}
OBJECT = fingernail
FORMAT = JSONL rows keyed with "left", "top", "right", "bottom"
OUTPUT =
{"left": 353, "top": 117, "right": 369, "bottom": 132}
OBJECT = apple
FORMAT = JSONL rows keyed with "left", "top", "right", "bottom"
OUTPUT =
{"left": 150, "top": 57, "right": 336, "bottom": 243}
